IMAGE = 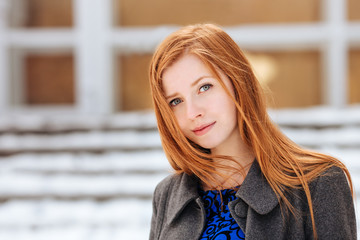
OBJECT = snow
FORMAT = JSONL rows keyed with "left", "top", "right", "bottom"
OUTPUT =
{"left": 0, "top": 105, "right": 359, "bottom": 239}
{"left": 0, "top": 104, "right": 358, "bottom": 133}
{"left": 0, "top": 131, "right": 162, "bottom": 152}
{"left": 0, "top": 111, "right": 157, "bottom": 133}
{"left": 0, "top": 172, "right": 167, "bottom": 197}
{"left": 268, "top": 104, "right": 360, "bottom": 127}
{"left": 0, "top": 199, "right": 152, "bottom": 227}
{"left": 0, "top": 151, "right": 169, "bottom": 173}
{"left": 282, "top": 126, "right": 360, "bottom": 148}
{"left": 0, "top": 226, "right": 150, "bottom": 240}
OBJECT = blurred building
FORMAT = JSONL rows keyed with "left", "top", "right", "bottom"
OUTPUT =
{"left": 0, "top": 0, "right": 359, "bottom": 114}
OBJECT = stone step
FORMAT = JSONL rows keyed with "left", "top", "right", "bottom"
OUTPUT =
{"left": 0, "top": 148, "right": 359, "bottom": 240}
{"left": 1, "top": 176, "right": 360, "bottom": 240}
{"left": 0, "top": 199, "right": 151, "bottom": 240}
{"left": 0, "top": 150, "right": 170, "bottom": 200}
{"left": 0, "top": 148, "right": 358, "bottom": 173}
{"left": 0, "top": 130, "right": 162, "bottom": 155}
{"left": 0, "top": 148, "right": 359, "bottom": 200}
{"left": 1, "top": 126, "right": 359, "bottom": 156}
{"left": 318, "top": 148, "right": 360, "bottom": 171}
{"left": 282, "top": 126, "right": 360, "bottom": 148}
{"left": 0, "top": 199, "right": 152, "bottom": 227}
{"left": 0, "top": 172, "right": 167, "bottom": 201}
{"left": 0, "top": 107, "right": 358, "bottom": 239}
{"left": 0, "top": 111, "right": 157, "bottom": 134}
{"left": 0, "top": 150, "right": 170, "bottom": 174}
{"left": 0, "top": 106, "right": 359, "bottom": 135}
{"left": 268, "top": 105, "right": 360, "bottom": 128}
{"left": 0, "top": 225, "right": 150, "bottom": 240}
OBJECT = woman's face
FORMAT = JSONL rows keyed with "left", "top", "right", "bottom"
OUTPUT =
{"left": 162, "top": 54, "right": 241, "bottom": 154}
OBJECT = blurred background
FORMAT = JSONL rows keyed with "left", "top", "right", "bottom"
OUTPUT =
{"left": 0, "top": 0, "right": 359, "bottom": 239}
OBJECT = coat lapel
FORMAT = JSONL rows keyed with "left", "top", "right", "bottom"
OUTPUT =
{"left": 165, "top": 160, "right": 279, "bottom": 226}
{"left": 166, "top": 173, "right": 200, "bottom": 225}
{"left": 236, "top": 160, "right": 279, "bottom": 215}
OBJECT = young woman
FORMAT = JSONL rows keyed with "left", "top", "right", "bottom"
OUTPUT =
{"left": 148, "top": 23, "right": 356, "bottom": 240}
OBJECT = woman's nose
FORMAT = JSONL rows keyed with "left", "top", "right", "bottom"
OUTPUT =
{"left": 186, "top": 100, "right": 203, "bottom": 120}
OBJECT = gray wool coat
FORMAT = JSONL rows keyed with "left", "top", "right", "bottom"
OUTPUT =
{"left": 149, "top": 161, "right": 356, "bottom": 240}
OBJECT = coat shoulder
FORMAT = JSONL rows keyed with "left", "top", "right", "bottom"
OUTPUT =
{"left": 154, "top": 174, "right": 181, "bottom": 193}
{"left": 152, "top": 173, "right": 183, "bottom": 204}
{"left": 309, "top": 165, "right": 350, "bottom": 192}
{"left": 307, "top": 165, "right": 356, "bottom": 239}
{"left": 308, "top": 165, "right": 352, "bottom": 207}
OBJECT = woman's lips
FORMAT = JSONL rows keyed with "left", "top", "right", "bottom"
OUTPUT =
{"left": 192, "top": 122, "right": 216, "bottom": 136}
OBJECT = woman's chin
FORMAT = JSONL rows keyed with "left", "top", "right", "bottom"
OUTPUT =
{"left": 194, "top": 141, "right": 216, "bottom": 151}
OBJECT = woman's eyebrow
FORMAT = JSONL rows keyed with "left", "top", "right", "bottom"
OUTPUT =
{"left": 165, "top": 75, "right": 212, "bottom": 100}
{"left": 165, "top": 93, "right": 177, "bottom": 100}
{"left": 191, "top": 76, "right": 212, "bottom": 87}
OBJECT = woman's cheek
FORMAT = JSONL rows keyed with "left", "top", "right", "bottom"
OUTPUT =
{"left": 174, "top": 113, "right": 187, "bottom": 135}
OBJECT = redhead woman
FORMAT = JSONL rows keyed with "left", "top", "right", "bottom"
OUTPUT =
{"left": 148, "top": 24, "right": 356, "bottom": 240}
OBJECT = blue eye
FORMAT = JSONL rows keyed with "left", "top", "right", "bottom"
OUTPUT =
{"left": 170, "top": 98, "right": 182, "bottom": 106}
{"left": 199, "top": 84, "right": 212, "bottom": 92}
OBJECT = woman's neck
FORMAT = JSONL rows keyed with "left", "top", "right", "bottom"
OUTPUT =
{"left": 201, "top": 150, "right": 255, "bottom": 191}
{"left": 202, "top": 128, "right": 255, "bottom": 191}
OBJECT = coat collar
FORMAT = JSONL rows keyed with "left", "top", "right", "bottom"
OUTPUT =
{"left": 235, "top": 160, "right": 279, "bottom": 215}
{"left": 167, "top": 160, "right": 279, "bottom": 224}
{"left": 166, "top": 172, "right": 200, "bottom": 225}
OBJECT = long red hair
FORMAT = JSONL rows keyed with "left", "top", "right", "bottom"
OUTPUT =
{"left": 149, "top": 23, "right": 353, "bottom": 239}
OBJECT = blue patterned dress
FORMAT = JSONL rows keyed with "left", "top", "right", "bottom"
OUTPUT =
{"left": 199, "top": 188, "right": 245, "bottom": 240}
